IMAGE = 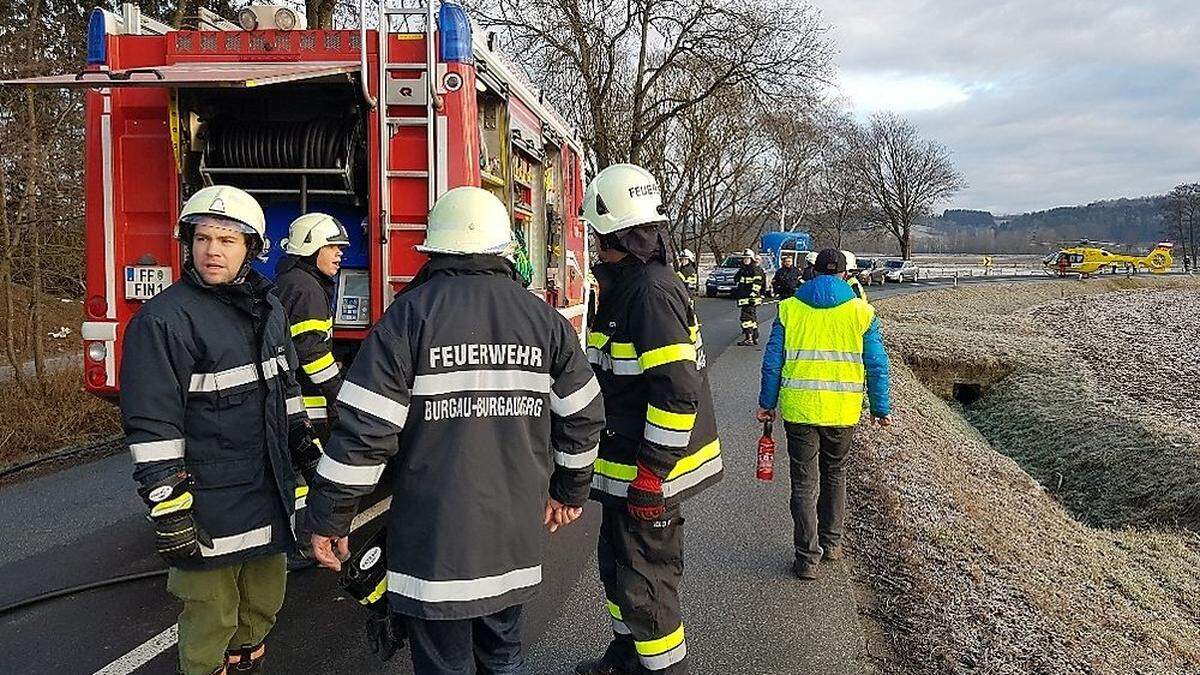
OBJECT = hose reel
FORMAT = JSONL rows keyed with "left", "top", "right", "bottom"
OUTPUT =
{"left": 199, "top": 117, "right": 366, "bottom": 209}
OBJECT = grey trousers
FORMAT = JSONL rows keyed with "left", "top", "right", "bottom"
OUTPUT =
{"left": 784, "top": 422, "right": 855, "bottom": 566}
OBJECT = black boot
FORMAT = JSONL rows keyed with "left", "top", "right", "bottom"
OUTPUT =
{"left": 576, "top": 639, "right": 639, "bottom": 675}
{"left": 736, "top": 329, "right": 752, "bottom": 346}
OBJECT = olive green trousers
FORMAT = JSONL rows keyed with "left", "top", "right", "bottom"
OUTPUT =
{"left": 166, "top": 553, "right": 287, "bottom": 675}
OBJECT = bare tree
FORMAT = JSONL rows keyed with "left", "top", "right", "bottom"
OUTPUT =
{"left": 1162, "top": 183, "right": 1199, "bottom": 269}
{"left": 800, "top": 115, "right": 872, "bottom": 248}
{"left": 846, "top": 113, "right": 965, "bottom": 259}
{"left": 478, "top": 0, "right": 831, "bottom": 168}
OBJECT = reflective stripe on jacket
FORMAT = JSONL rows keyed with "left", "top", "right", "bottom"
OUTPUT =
{"left": 275, "top": 256, "right": 341, "bottom": 421}
{"left": 587, "top": 257, "right": 721, "bottom": 506}
{"left": 119, "top": 271, "right": 305, "bottom": 570}
{"left": 735, "top": 264, "right": 766, "bottom": 306}
{"left": 304, "top": 255, "right": 604, "bottom": 620}
{"left": 776, "top": 296, "right": 874, "bottom": 425}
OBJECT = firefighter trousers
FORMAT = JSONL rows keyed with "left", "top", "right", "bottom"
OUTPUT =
{"left": 739, "top": 305, "right": 759, "bottom": 339}
{"left": 167, "top": 553, "right": 287, "bottom": 675}
{"left": 597, "top": 505, "right": 688, "bottom": 674}
{"left": 403, "top": 604, "right": 525, "bottom": 675}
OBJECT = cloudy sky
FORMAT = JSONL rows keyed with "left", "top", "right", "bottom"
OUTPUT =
{"left": 816, "top": 0, "right": 1200, "bottom": 214}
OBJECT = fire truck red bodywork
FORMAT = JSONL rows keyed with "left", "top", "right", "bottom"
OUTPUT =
{"left": 58, "top": 25, "right": 587, "bottom": 397}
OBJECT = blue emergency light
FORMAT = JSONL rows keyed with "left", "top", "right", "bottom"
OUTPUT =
{"left": 438, "top": 3, "right": 473, "bottom": 63}
{"left": 86, "top": 9, "right": 108, "bottom": 65}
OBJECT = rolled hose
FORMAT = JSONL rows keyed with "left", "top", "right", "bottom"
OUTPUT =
{"left": 0, "top": 569, "right": 168, "bottom": 617}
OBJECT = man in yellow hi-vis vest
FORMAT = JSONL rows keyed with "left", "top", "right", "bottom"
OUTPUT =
{"left": 756, "top": 249, "right": 892, "bottom": 580}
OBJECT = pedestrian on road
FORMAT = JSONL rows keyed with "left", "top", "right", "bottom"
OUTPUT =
{"left": 772, "top": 254, "right": 801, "bottom": 300}
{"left": 756, "top": 249, "right": 892, "bottom": 581}
{"left": 734, "top": 249, "right": 767, "bottom": 346}
{"left": 675, "top": 249, "right": 699, "bottom": 292}
{"left": 275, "top": 213, "right": 350, "bottom": 441}
{"left": 119, "top": 186, "right": 319, "bottom": 675}
{"left": 305, "top": 187, "right": 604, "bottom": 675}
{"left": 577, "top": 164, "right": 722, "bottom": 675}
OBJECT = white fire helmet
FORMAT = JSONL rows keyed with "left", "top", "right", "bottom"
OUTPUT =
{"left": 679, "top": 249, "right": 695, "bottom": 262}
{"left": 284, "top": 213, "right": 350, "bottom": 257}
{"left": 417, "top": 187, "right": 513, "bottom": 256}
{"left": 178, "top": 185, "right": 266, "bottom": 246}
{"left": 841, "top": 250, "right": 859, "bottom": 272}
{"left": 581, "top": 164, "right": 667, "bottom": 235}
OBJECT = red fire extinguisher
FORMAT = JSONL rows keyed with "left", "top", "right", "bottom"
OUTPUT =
{"left": 757, "top": 420, "right": 775, "bottom": 481}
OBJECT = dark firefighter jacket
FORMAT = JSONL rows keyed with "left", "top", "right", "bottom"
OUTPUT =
{"left": 676, "top": 261, "right": 698, "bottom": 286}
{"left": 119, "top": 270, "right": 307, "bottom": 570}
{"left": 305, "top": 255, "right": 605, "bottom": 620}
{"left": 586, "top": 256, "right": 722, "bottom": 508}
{"left": 735, "top": 263, "right": 767, "bottom": 306}
{"left": 275, "top": 256, "right": 342, "bottom": 422}
{"left": 772, "top": 265, "right": 801, "bottom": 299}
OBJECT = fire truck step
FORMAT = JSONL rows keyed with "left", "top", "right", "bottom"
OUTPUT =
{"left": 387, "top": 117, "right": 429, "bottom": 127}
{"left": 387, "top": 170, "right": 430, "bottom": 178}
{"left": 384, "top": 64, "right": 430, "bottom": 71}
{"left": 388, "top": 275, "right": 417, "bottom": 284}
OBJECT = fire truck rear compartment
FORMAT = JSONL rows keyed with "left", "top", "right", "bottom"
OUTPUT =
{"left": 180, "top": 82, "right": 368, "bottom": 208}
{"left": 178, "top": 82, "right": 371, "bottom": 308}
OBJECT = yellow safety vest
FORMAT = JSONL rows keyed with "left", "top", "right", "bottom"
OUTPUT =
{"left": 777, "top": 296, "right": 874, "bottom": 426}
{"left": 848, "top": 277, "right": 868, "bottom": 303}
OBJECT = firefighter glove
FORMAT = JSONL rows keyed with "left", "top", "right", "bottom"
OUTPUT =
{"left": 138, "top": 471, "right": 211, "bottom": 563}
{"left": 290, "top": 422, "right": 322, "bottom": 485}
{"left": 627, "top": 463, "right": 665, "bottom": 521}
{"left": 365, "top": 603, "right": 408, "bottom": 662}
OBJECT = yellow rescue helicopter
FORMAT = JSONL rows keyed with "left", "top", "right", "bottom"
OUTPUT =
{"left": 1043, "top": 241, "right": 1175, "bottom": 276}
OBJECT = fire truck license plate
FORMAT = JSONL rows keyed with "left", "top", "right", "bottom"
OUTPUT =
{"left": 125, "top": 266, "right": 173, "bottom": 300}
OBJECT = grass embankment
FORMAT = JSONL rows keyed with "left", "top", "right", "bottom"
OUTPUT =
{"left": 0, "top": 366, "right": 120, "bottom": 475}
{"left": 848, "top": 276, "right": 1200, "bottom": 674}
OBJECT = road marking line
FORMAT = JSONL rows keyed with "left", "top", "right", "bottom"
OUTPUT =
{"left": 93, "top": 625, "right": 177, "bottom": 675}
{"left": 93, "top": 496, "right": 393, "bottom": 675}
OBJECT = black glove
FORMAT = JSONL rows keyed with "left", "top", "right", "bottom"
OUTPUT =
{"left": 289, "top": 420, "right": 322, "bottom": 485}
{"left": 340, "top": 527, "right": 405, "bottom": 660}
{"left": 365, "top": 603, "right": 407, "bottom": 662}
{"left": 138, "top": 471, "right": 211, "bottom": 563}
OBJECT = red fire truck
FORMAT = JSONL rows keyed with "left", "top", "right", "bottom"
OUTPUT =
{"left": 5, "top": 2, "right": 590, "bottom": 397}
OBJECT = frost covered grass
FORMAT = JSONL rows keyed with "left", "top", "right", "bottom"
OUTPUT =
{"left": 847, "top": 276, "right": 1200, "bottom": 674}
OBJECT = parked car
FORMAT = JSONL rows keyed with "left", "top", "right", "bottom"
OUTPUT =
{"left": 705, "top": 254, "right": 774, "bottom": 297}
{"left": 855, "top": 258, "right": 888, "bottom": 286}
{"left": 881, "top": 258, "right": 920, "bottom": 282}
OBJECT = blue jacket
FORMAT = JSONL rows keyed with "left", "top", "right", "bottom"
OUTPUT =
{"left": 758, "top": 275, "right": 892, "bottom": 417}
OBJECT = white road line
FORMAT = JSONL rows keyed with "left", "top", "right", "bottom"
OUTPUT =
{"left": 93, "top": 496, "right": 394, "bottom": 675}
{"left": 93, "top": 625, "right": 177, "bottom": 675}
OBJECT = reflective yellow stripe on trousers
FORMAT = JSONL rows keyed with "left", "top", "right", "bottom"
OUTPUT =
{"left": 636, "top": 623, "right": 686, "bottom": 670}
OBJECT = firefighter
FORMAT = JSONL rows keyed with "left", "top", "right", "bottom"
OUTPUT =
{"left": 756, "top": 249, "right": 891, "bottom": 581}
{"left": 675, "top": 249, "right": 698, "bottom": 290}
{"left": 801, "top": 251, "right": 819, "bottom": 282}
{"left": 119, "top": 185, "right": 319, "bottom": 675}
{"left": 772, "top": 253, "right": 801, "bottom": 299}
{"left": 577, "top": 163, "right": 722, "bottom": 675}
{"left": 842, "top": 250, "right": 869, "bottom": 302}
{"left": 305, "top": 186, "right": 605, "bottom": 674}
{"left": 734, "top": 248, "right": 767, "bottom": 346}
{"left": 275, "top": 212, "right": 351, "bottom": 438}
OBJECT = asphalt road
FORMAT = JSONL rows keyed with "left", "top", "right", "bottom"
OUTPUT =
{"left": 0, "top": 294, "right": 751, "bottom": 675}
{"left": 0, "top": 278, "right": 1007, "bottom": 674}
